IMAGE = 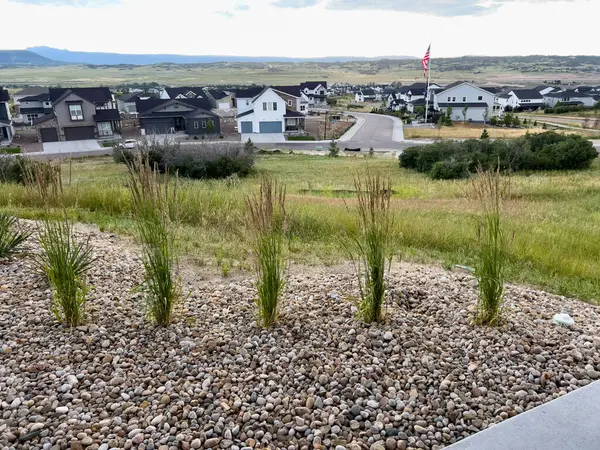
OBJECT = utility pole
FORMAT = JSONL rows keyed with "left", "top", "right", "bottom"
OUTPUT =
{"left": 324, "top": 111, "right": 328, "bottom": 140}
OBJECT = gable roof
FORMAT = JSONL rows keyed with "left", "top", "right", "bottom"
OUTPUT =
{"left": 301, "top": 81, "right": 328, "bottom": 91}
{"left": 479, "top": 86, "right": 501, "bottom": 94}
{"left": 49, "top": 87, "right": 112, "bottom": 104}
{"left": 136, "top": 97, "right": 213, "bottom": 116}
{"left": 119, "top": 92, "right": 141, "bottom": 102}
{"left": 361, "top": 89, "right": 376, "bottom": 96}
{"left": 0, "top": 88, "right": 10, "bottom": 102}
{"left": 14, "top": 87, "right": 49, "bottom": 97}
{"left": 272, "top": 85, "right": 303, "bottom": 97}
{"left": 544, "top": 89, "right": 592, "bottom": 98}
{"left": 233, "top": 87, "right": 264, "bottom": 98}
{"left": 510, "top": 89, "right": 543, "bottom": 100}
{"left": 164, "top": 86, "right": 206, "bottom": 99}
{"left": 20, "top": 93, "right": 51, "bottom": 102}
{"left": 206, "top": 89, "right": 229, "bottom": 100}
{"left": 441, "top": 81, "right": 467, "bottom": 91}
{"left": 438, "top": 82, "right": 494, "bottom": 97}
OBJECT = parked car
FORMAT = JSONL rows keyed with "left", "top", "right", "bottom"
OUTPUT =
{"left": 119, "top": 139, "right": 140, "bottom": 149}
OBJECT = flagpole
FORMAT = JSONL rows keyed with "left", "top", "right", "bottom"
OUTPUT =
{"left": 425, "top": 44, "right": 432, "bottom": 124}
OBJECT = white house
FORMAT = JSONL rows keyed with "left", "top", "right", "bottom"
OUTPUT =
{"left": 300, "top": 81, "right": 328, "bottom": 107}
{"left": 399, "top": 82, "right": 442, "bottom": 103}
{"left": 236, "top": 87, "right": 305, "bottom": 135}
{"left": 506, "top": 89, "right": 544, "bottom": 110}
{"left": 355, "top": 89, "right": 377, "bottom": 102}
{"left": 543, "top": 90, "right": 597, "bottom": 108}
{"left": 434, "top": 82, "right": 499, "bottom": 122}
{"left": 12, "top": 86, "right": 50, "bottom": 124}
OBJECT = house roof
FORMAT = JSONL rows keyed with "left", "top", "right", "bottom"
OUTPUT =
{"left": 136, "top": 97, "right": 214, "bottom": 116}
{"left": 442, "top": 81, "right": 468, "bottom": 91}
{"left": 94, "top": 109, "right": 121, "bottom": 121}
{"left": 233, "top": 87, "right": 264, "bottom": 98}
{"left": 49, "top": 87, "right": 113, "bottom": 104}
{"left": 534, "top": 85, "right": 555, "bottom": 93}
{"left": 410, "top": 98, "right": 427, "bottom": 106}
{"left": 20, "top": 93, "right": 51, "bottom": 102}
{"left": 14, "top": 87, "right": 49, "bottom": 97}
{"left": 556, "top": 101, "right": 584, "bottom": 106}
{"left": 284, "top": 109, "right": 305, "bottom": 118}
{"left": 164, "top": 86, "right": 206, "bottom": 99}
{"left": 510, "top": 89, "right": 543, "bottom": 100}
{"left": 575, "top": 86, "right": 594, "bottom": 93}
{"left": 361, "top": 89, "right": 376, "bottom": 96}
{"left": 0, "top": 88, "right": 9, "bottom": 102}
{"left": 236, "top": 109, "right": 254, "bottom": 119}
{"left": 32, "top": 112, "right": 56, "bottom": 125}
{"left": 20, "top": 107, "right": 47, "bottom": 114}
{"left": 207, "top": 89, "right": 229, "bottom": 100}
{"left": 301, "top": 81, "right": 327, "bottom": 90}
{"left": 272, "top": 85, "right": 303, "bottom": 97}
{"left": 437, "top": 102, "right": 490, "bottom": 108}
{"left": 479, "top": 86, "right": 501, "bottom": 94}
{"left": 119, "top": 92, "right": 141, "bottom": 102}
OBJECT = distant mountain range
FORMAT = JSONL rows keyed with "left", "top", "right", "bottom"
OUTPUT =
{"left": 0, "top": 50, "right": 63, "bottom": 67}
{"left": 18, "top": 47, "right": 417, "bottom": 66}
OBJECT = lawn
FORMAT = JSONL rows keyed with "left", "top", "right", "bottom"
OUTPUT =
{"left": 404, "top": 123, "right": 598, "bottom": 139}
{"left": 1, "top": 154, "right": 599, "bottom": 303}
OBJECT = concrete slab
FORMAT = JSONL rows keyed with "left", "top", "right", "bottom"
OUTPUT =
{"left": 446, "top": 381, "right": 600, "bottom": 450}
{"left": 42, "top": 140, "right": 102, "bottom": 154}
{"left": 241, "top": 133, "right": 286, "bottom": 143}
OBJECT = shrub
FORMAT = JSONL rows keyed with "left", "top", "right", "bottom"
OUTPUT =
{"left": 471, "top": 168, "right": 508, "bottom": 326}
{"left": 430, "top": 159, "right": 470, "bottom": 180}
{"left": 0, "top": 214, "right": 30, "bottom": 258}
{"left": 0, "top": 147, "right": 21, "bottom": 154}
{"left": 115, "top": 140, "right": 255, "bottom": 180}
{"left": 345, "top": 173, "right": 394, "bottom": 324}
{"left": 246, "top": 178, "right": 287, "bottom": 328}
{"left": 490, "top": 116, "right": 499, "bottom": 126}
{"left": 37, "top": 217, "right": 94, "bottom": 327}
{"left": 480, "top": 129, "right": 490, "bottom": 139}
{"left": 126, "top": 152, "right": 182, "bottom": 326}
{"left": 245, "top": 138, "right": 255, "bottom": 152}
{"left": 328, "top": 140, "right": 340, "bottom": 157}
{"left": 287, "top": 135, "right": 316, "bottom": 141}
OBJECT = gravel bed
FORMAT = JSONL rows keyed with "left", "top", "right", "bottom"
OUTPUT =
{"left": 1, "top": 223, "right": 600, "bottom": 450}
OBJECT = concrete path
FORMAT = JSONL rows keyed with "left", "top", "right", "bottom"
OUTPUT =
{"left": 241, "top": 133, "right": 286, "bottom": 143}
{"left": 41, "top": 140, "right": 102, "bottom": 154}
{"left": 447, "top": 381, "right": 600, "bottom": 450}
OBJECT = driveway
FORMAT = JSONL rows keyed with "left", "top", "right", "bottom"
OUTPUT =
{"left": 42, "top": 140, "right": 103, "bottom": 154}
{"left": 339, "top": 112, "right": 404, "bottom": 149}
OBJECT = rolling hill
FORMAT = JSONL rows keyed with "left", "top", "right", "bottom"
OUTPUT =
{"left": 0, "top": 50, "right": 61, "bottom": 67}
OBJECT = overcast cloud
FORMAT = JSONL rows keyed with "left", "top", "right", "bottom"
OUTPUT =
{"left": 1, "top": 0, "right": 598, "bottom": 57}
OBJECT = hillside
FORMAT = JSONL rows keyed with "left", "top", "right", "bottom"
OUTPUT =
{"left": 0, "top": 50, "right": 61, "bottom": 67}
{"left": 27, "top": 46, "right": 418, "bottom": 65}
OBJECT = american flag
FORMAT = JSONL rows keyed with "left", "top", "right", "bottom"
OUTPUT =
{"left": 422, "top": 44, "right": 431, "bottom": 78}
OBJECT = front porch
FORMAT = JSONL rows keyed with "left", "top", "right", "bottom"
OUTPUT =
{"left": 285, "top": 117, "right": 306, "bottom": 132}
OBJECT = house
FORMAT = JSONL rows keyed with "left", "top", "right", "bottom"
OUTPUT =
{"left": 160, "top": 86, "right": 207, "bottom": 100}
{"left": 34, "top": 87, "right": 121, "bottom": 142}
{"left": 434, "top": 82, "right": 499, "bottom": 122}
{"left": 398, "top": 82, "right": 442, "bottom": 103}
{"left": 236, "top": 87, "right": 305, "bottom": 135}
{"left": 543, "top": 90, "right": 597, "bottom": 108}
{"left": 233, "top": 87, "right": 265, "bottom": 113}
{"left": 117, "top": 92, "right": 142, "bottom": 117}
{"left": 535, "top": 85, "right": 558, "bottom": 96}
{"left": 300, "top": 81, "right": 328, "bottom": 107}
{"left": 506, "top": 89, "right": 544, "bottom": 110}
{"left": 12, "top": 86, "right": 49, "bottom": 123}
{"left": 205, "top": 89, "right": 234, "bottom": 110}
{"left": 17, "top": 92, "right": 53, "bottom": 125}
{"left": 136, "top": 97, "right": 220, "bottom": 136}
{"left": 271, "top": 86, "right": 309, "bottom": 113}
{"left": 0, "top": 87, "right": 14, "bottom": 146}
{"left": 355, "top": 89, "right": 377, "bottom": 102}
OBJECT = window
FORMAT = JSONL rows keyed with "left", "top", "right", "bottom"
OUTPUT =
{"left": 27, "top": 114, "right": 37, "bottom": 123}
{"left": 452, "top": 97, "right": 456, "bottom": 102}
{"left": 478, "top": 96, "right": 483, "bottom": 101}
{"left": 68, "top": 103, "right": 84, "bottom": 121}
{"left": 273, "top": 102, "right": 278, "bottom": 111}
{"left": 447, "top": 97, "right": 451, "bottom": 102}
{"left": 97, "top": 122, "right": 112, "bottom": 136}
{"left": 246, "top": 100, "right": 249, "bottom": 105}
{"left": 194, "top": 121, "right": 199, "bottom": 129}
{"left": 262, "top": 102, "right": 278, "bottom": 111}
{"left": 202, "top": 121, "right": 207, "bottom": 128}
{"left": 300, "top": 105, "right": 306, "bottom": 111}
{"left": 288, "top": 100, "right": 293, "bottom": 106}
{"left": 263, "top": 102, "right": 267, "bottom": 111}
{"left": 462, "top": 97, "right": 467, "bottom": 102}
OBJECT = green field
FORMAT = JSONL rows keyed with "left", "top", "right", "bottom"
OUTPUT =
{"left": 2, "top": 154, "right": 599, "bottom": 303}
{"left": 1, "top": 55, "right": 600, "bottom": 86}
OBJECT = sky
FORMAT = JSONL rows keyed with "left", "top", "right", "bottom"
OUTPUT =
{"left": 0, "top": 0, "right": 598, "bottom": 58}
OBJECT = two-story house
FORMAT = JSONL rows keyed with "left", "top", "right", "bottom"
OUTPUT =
{"left": 300, "top": 81, "right": 328, "bottom": 107}
{"left": 34, "top": 87, "right": 121, "bottom": 142}
{"left": 18, "top": 92, "right": 53, "bottom": 125}
{"left": 233, "top": 87, "right": 265, "bottom": 114}
{"left": 12, "top": 86, "right": 50, "bottom": 123}
{"left": 160, "top": 86, "right": 207, "bottom": 100}
{"left": 236, "top": 87, "right": 305, "bottom": 135}
{"left": 434, "top": 82, "right": 499, "bottom": 122}
{"left": 506, "top": 89, "right": 544, "bottom": 110}
{"left": 543, "top": 90, "right": 597, "bottom": 108}
{"left": 136, "top": 97, "right": 221, "bottom": 136}
{"left": 0, "top": 87, "right": 14, "bottom": 146}
{"left": 355, "top": 89, "right": 377, "bottom": 102}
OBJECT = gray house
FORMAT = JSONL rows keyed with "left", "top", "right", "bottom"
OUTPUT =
{"left": 0, "top": 87, "right": 14, "bottom": 145}
{"left": 34, "top": 87, "right": 121, "bottom": 142}
{"left": 136, "top": 98, "right": 221, "bottom": 136}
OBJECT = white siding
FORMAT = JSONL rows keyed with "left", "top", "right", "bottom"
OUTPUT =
{"left": 435, "top": 84, "right": 495, "bottom": 110}
{"left": 237, "top": 88, "right": 286, "bottom": 134}
{"left": 237, "top": 97, "right": 254, "bottom": 114}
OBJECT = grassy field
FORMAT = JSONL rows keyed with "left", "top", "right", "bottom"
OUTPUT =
{"left": 1, "top": 58, "right": 600, "bottom": 87}
{"left": 404, "top": 123, "right": 599, "bottom": 139}
{"left": 1, "top": 154, "right": 599, "bottom": 303}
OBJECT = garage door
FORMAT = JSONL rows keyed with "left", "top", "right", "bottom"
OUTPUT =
{"left": 241, "top": 121, "right": 253, "bottom": 133}
{"left": 259, "top": 121, "right": 282, "bottom": 133}
{"left": 64, "top": 126, "right": 95, "bottom": 141}
{"left": 40, "top": 128, "right": 59, "bottom": 143}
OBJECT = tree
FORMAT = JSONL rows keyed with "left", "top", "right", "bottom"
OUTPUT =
{"left": 480, "top": 129, "right": 490, "bottom": 139}
{"left": 462, "top": 105, "right": 469, "bottom": 123}
{"left": 490, "top": 116, "right": 499, "bottom": 126}
{"left": 512, "top": 115, "right": 521, "bottom": 127}
{"left": 482, "top": 107, "right": 489, "bottom": 124}
{"left": 445, "top": 106, "right": 453, "bottom": 126}
{"left": 328, "top": 139, "right": 340, "bottom": 158}
{"left": 533, "top": 120, "right": 538, "bottom": 127}
{"left": 244, "top": 138, "right": 255, "bottom": 152}
{"left": 503, "top": 113, "right": 513, "bottom": 128}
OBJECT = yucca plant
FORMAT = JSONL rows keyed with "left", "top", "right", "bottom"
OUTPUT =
{"left": 246, "top": 177, "right": 287, "bottom": 328}
{"left": 37, "top": 217, "right": 94, "bottom": 327}
{"left": 346, "top": 173, "right": 395, "bottom": 324}
{"left": 126, "top": 152, "right": 182, "bottom": 326}
{"left": 0, "top": 214, "right": 31, "bottom": 258}
{"left": 471, "top": 166, "right": 509, "bottom": 326}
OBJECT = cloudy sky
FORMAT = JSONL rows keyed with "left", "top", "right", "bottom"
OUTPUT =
{"left": 1, "top": 0, "right": 598, "bottom": 58}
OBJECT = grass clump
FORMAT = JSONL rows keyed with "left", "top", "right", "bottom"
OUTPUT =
{"left": 328, "top": 140, "right": 340, "bottom": 158}
{"left": 37, "top": 217, "right": 94, "bottom": 327}
{"left": 127, "top": 152, "right": 182, "bottom": 326}
{"left": 471, "top": 167, "right": 509, "bottom": 326}
{"left": 0, "top": 214, "right": 31, "bottom": 257}
{"left": 346, "top": 173, "right": 395, "bottom": 323}
{"left": 246, "top": 177, "right": 287, "bottom": 328}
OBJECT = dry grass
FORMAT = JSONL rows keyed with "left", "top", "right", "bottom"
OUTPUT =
{"left": 404, "top": 123, "right": 599, "bottom": 139}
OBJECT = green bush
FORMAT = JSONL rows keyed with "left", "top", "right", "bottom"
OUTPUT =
{"left": 430, "top": 159, "right": 470, "bottom": 180}
{"left": 0, "top": 214, "right": 30, "bottom": 258}
{"left": 287, "top": 135, "right": 316, "bottom": 141}
{"left": 114, "top": 140, "right": 255, "bottom": 180}
{"left": 0, "top": 147, "right": 21, "bottom": 154}
{"left": 400, "top": 132, "right": 597, "bottom": 179}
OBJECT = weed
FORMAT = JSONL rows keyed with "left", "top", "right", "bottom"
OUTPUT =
{"left": 0, "top": 214, "right": 31, "bottom": 258}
